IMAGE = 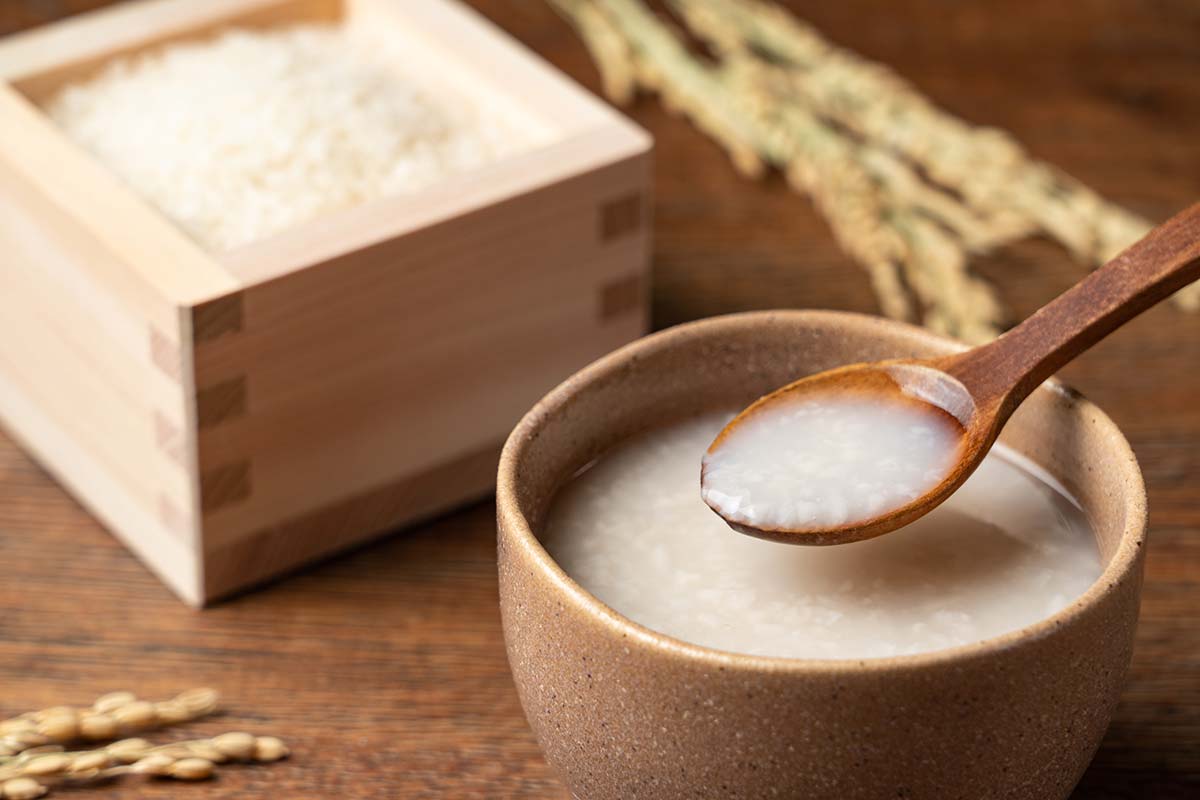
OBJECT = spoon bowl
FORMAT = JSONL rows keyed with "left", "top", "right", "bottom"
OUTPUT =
{"left": 702, "top": 359, "right": 979, "bottom": 544}
{"left": 704, "top": 201, "right": 1200, "bottom": 544}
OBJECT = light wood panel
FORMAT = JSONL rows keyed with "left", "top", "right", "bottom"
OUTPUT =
{"left": 0, "top": 130, "right": 200, "bottom": 601}
{"left": 194, "top": 148, "right": 648, "bottom": 548}
{"left": 202, "top": 440, "right": 505, "bottom": 599}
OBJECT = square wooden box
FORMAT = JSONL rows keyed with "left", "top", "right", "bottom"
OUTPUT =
{"left": 0, "top": 0, "right": 651, "bottom": 605}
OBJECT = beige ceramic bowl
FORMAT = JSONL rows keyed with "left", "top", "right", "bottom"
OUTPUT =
{"left": 497, "top": 311, "right": 1146, "bottom": 800}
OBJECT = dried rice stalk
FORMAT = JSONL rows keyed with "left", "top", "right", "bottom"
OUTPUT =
{"left": 548, "top": 0, "right": 638, "bottom": 104}
{"left": 0, "top": 733, "right": 288, "bottom": 796}
{"left": 549, "top": 0, "right": 1200, "bottom": 340}
{"left": 0, "top": 690, "right": 289, "bottom": 798}
{"left": 0, "top": 689, "right": 218, "bottom": 758}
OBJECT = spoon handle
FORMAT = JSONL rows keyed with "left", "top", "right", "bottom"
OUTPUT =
{"left": 941, "top": 201, "right": 1200, "bottom": 414}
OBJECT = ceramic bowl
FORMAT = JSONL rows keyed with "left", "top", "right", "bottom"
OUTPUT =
{"left": 497, "top": 311, "right": 1146, "bottom": 800}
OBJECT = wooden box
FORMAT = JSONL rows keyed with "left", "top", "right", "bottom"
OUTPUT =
{"left": 0, "top": 0, "right": 651, "bottom": 605}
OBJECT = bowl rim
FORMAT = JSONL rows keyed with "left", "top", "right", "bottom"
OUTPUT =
{"left": 496, "top": 310, "right": 1148, "bottom": 673}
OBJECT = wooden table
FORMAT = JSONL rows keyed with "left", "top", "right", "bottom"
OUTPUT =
{"left": 2, "top": 1, "right": 1198, "bottom": 797}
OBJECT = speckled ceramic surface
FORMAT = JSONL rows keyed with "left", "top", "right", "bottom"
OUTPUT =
{"left": 497, "top": 311, "right": 1146, "bottom": 800}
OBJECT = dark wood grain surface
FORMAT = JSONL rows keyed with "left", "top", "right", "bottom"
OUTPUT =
{"left": 1, "top": 1, "right": 1198, "bottom": 797}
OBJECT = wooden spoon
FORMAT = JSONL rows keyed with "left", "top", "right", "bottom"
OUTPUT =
{"left": 702, "top": 201, "right": 1200, "bottom": 545}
